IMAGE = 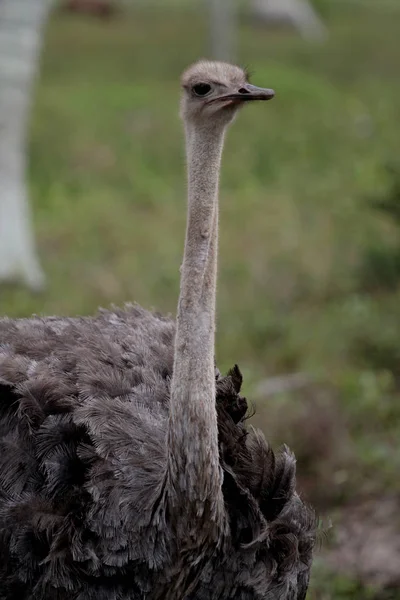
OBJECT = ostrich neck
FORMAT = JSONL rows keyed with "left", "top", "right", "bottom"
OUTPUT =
{"left": 167, "top": 122, "right": 226, "bottom": 531}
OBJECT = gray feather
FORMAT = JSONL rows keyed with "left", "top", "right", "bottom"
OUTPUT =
{"left": 0, "top": 304, "right": 315, "bottom": 599}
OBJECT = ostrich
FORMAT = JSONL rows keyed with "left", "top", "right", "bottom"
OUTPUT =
{"left": 0, "top": 61, "right": 315, "bottom": 599}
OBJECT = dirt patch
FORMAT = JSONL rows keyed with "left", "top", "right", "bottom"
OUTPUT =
{"left": 324, "top": 495, "right": 400, "bottom": 591}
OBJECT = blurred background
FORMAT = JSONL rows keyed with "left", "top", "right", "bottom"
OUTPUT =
{"left": 0, "top": 0, "right": 399, "bottom": 597}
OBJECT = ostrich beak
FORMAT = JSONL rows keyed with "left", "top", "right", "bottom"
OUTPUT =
{"left": 229, "top": 84, "right": 275, "bottom": 102}
{"left": 208, "top": 83, "right": 275, "bottom": 105}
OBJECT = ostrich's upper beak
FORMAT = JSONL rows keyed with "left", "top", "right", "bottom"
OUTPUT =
{"left": 208, "top": 83, "right": 275, "bottom": 104}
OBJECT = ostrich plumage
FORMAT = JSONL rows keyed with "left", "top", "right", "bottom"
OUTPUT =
{"left": 0, "top": 61, "right": 316, "bottom": 599}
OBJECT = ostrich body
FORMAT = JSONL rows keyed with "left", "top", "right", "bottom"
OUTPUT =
{"left": 0, "top": 62, "right": 315, "bottom": 599}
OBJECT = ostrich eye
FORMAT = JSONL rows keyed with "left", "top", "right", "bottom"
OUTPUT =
{"left": 192, "top": 83, "right": 212, "bottom": 97}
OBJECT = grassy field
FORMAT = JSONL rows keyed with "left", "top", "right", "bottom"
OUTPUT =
{"left": 1, "top": 1, "right": 400, "bottom": 597}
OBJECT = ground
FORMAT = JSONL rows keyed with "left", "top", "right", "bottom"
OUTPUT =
{"left": 0, "top": 1, "right": 399, "bottom": 597}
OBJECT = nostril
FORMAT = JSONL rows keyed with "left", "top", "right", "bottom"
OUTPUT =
{"left": 238, "top": 88, "right": 250, "bottom": 94}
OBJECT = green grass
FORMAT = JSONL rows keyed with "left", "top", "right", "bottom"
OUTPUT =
{"left": 1, "top": 2, "right": 400, "bottom": 597}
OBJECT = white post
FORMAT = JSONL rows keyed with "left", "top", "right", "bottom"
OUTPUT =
{"left": 208, "top": 0, "right": 237, "bottom": 62}
{"left": 252, "top": 0, "right": 328, "bottom": 42}
{"left": 0, "top": 0, "right": 53, "bottom": 291}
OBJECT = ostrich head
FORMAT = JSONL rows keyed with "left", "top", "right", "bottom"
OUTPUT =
{"left": 180, "top": 60, "right": 275, "bottom": 126}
